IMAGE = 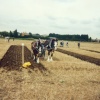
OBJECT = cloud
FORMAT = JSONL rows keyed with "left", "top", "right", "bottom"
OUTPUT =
{"left": 0, "top": 0, "right": 100, "bottom": 39}
{"left": 47, "top": 16, "right": 57, "bottom": 21}
{"left": 81, "top": 20, "right": 92, "bottom": 24}
{"left": 51, "top": 25, "right": 68, "bottom": 30}
{"left": 53, "top": 0, "right": 75, "bottom": 3}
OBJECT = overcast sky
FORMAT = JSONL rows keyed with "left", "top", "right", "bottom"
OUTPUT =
{"left": 0, "top": 0, "right": 100, "bottom": 39}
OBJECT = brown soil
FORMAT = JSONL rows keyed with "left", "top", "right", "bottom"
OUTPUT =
{"left": 0, "top": 45, "right": 48, "bottom": 73}
{"left": 57, "top": 48, "right": 100, "bottom": 66}
{"left": 81, "top": 48, "right": 100, "bottom": 53}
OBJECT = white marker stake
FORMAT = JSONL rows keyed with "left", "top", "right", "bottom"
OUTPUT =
{"left": 22, "top": 43, "right": 24, "bottom": 65}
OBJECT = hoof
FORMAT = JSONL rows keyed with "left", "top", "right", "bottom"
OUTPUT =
{"left": 50, "top": 59, "right": 53, "bottom": 61}
{"left": 47, "top": 59, "right": 50, "bottom": 62}
{"left": 36, "top": 59, "right": 39, "bottom": 63}
{"left": 37, "top": 58, "right": 39, "bottom": 63}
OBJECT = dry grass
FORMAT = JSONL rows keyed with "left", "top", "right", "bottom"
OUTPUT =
{"left": 0, "top": 38, "right": 100, "bottom": 100}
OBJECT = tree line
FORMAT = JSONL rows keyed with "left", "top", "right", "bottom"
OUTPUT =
{"left": 0, "top": 30, "right": 91, "bottom": 41}
{"left": 0, "top": 30, "right": 18, "bottom": 38}
{"left": 49, "top": 33, "right": 91, "bottom": 41}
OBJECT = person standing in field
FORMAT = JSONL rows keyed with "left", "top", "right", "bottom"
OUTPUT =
{"left": 78, "top": 42, "right": 80, "bottom": 48}
{"left": 13, "top": 37, "right": 14, "bottom": 41}
{"left": 8, "top": 37, "right": 10, "bottom": 42}
{"left": 66, "top": 41, "right": 68, "bottom": 47}
{"left": 62, "top": 40, "right": 64, "bottom": 47}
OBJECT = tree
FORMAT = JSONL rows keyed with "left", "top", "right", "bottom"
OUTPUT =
{"left": 81, "top": 34, "right": 89, "bottom": 41}
{"left": 9, "top": 31, "right": 13, "bottom": 37}
{"left": 13, "top": 29, "right": 18, "bottom": 38}
{"left": 29, "top": 32, "right": 33, "bottom": 37}
{"left": 1, "top": 31, "right": 9, "bottom": 37}
{"left": 89, "top": 37, "right": 92, "bottom": 42}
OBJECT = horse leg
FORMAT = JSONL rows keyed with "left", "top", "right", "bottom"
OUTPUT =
{"left": 32, "top": 52, "right": 36, "bottom": 60}
{"left": 37, "top": 57, "right": 39, "bottom": 63}
{"left": 47, "top": 51, "right": 50, "bottom": 62}
{"left": 31, "top": 50, "right": 34, "bottom": 58}
{"left": 34, "top": 54, "right": 37, "bottom": 62}
{"left": 50, "top": 53, "right": 53, "bottom": 61}
{"left": 50, "top": 50, "right": 54, "bottom": 61}
{"left": 36, "top": 54, "right": 39, "bottom": 63}
{"left": 33, "top": 55, "right": 35, "bottom": 60}
{"left": 43, "top": 50, "right": 46, "bottom": 59}
{"left": 34, "top": 54, "right": 39, "bottom": 63}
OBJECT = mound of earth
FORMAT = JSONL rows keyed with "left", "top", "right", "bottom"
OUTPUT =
{"left": 0, "top": 45, "right": 47, "bottom": 72}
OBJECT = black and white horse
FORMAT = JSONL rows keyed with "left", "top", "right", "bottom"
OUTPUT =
{"left": 31, "top": 38, "right": 58, "bottom": 63}
{"left": 5, "top": 37, "right": 14, "bottom": 42}
{"left": 31, "top": 40, "right": 42, "bottom": 63}
{"left": 43, "top": 38, "right": 58, "bottom": 62}
{"left": 5, "top": 36, "right": 10, "bottom": 42}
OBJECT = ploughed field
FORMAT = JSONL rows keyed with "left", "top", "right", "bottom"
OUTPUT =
{"left": 58, "top": 41, "right": 100, "bottom": 59}
{"left": 0, "top": 39, "right": 100, "bottom": 100}
{"left": 57, "top": 48, "right": 100, "bottom": 66}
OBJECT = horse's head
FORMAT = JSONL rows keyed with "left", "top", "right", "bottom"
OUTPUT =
{"left": 43, "top": 38, "right": 57, "bottom": 50}
{"left": 43, "top": 40, "right": 49, "bottom": 47}
{"left": 31, "top": 41, "right": 38, "bottom": 49}
{"left": 53, "top": 39, "right": 57, "bottom": 50}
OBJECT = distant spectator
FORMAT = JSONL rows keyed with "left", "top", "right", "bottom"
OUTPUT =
{"left": 62, "top": 40, "right": 64, "bottom": 47}
{"left": 78, "top": 42, "right": 80, "bottom": 48}
{"left": 66, "top": 41, "right": 68, "bottom": 47}
{"left": 13, "top": 37, "right": 14, "bottom": 41}
{"left": 60, "top": 40, "right": 64, "bottom": 47}
{"left": 8, "top": 38, "right": 10, "bottom": 42}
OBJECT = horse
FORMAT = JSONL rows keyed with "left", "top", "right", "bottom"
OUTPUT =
{"left": 43, "top": 38, "right": 58, "bottom": 62}
{"left": 5, "top": 36, "right": 10, "bottom": 42}
{"left": 31, "top": 38, "right": 58, "bottom": 63}
{"left": 31, "top": 40, "right": 42, "bottom": 63}
{"left": 5, "top": 37, "right": 15, "bottom": 42}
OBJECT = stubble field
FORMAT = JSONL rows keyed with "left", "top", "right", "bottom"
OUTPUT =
{"left": 0, "top": 38, "right": 100, "bottom": 100}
